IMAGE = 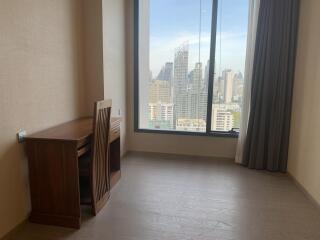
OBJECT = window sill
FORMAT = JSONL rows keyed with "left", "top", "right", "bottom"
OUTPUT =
{"left": 134, "top": 128, "right": 239, "bottom": 138}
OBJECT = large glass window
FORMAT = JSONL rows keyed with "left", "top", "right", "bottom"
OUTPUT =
{"left": 135, "top": 0, "right": 249, "bottom": 136}
{"left": 211, "top": 0, "right": 249, "bottom": 132}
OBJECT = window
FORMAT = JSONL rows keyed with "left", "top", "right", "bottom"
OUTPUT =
{"left": 211, "top": 0, "right": 248, "bottom": 132}
{"left": 135, "top": 0, "right": 249, "bottom": 136}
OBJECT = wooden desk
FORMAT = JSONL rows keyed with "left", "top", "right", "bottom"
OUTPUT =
{"left": 25, "top": 117, "right": 121, "bottom": 228}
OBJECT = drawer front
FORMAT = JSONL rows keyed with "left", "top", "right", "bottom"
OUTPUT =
{"left": 77, "top": 137, "right": 91, "bottom": 149}
{"left": 77, "top": 143, "right": 91, "bottom": 157}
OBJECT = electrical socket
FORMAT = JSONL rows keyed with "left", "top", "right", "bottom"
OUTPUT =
{"left": 17, "top": 130, "right": 27, "bottom": 143}
{"left": 118, "top": 109, "right": 121, "bottom": 116}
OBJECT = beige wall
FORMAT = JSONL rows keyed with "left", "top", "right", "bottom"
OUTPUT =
{"left": 102, "top": 0, "right": 128, "bottom": 154}
{"left": 0, "top": 0, "right": 128, "bottom": 237}
{"left": 125, "top": 0, "right": 237, "bottom": 159}
{"left": 82, "top": 0, "right": 128, "bottom": 154}
{"left": 83, "top": 0, "right": 104, "bottom": 114}
{"left": 288, "top": 0, "right": 320, "bottom": 205}
{"left": 0, "top": 0, "right": 85, "bottom": 237}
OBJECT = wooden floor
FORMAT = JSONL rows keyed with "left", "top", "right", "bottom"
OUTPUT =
{"left": 5, "top": 152, "right": 320, "bottom": 240}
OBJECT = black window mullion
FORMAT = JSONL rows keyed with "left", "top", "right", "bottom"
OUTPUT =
{"left": 134, "top": 0, "right": 139, "bottom": 131}
{"left": 206, "top": 0, "right": 219, "bottom": 133}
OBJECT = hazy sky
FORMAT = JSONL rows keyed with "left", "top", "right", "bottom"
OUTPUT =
{"left": 149, "top": 0, "right": 249, "bottom": 77}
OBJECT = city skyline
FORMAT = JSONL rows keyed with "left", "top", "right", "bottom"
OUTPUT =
{"left": 147, "top": 42, "right": 244, "bottom": 132}
{"left": 139, "top": 0, "right": 249, "bottom": 132}
{"left": 149, "top": 0, "right": 249, "bottom": 76}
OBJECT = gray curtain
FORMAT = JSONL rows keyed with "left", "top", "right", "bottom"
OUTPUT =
{"left": 242, "top": 0, "right": 300, "bottom": 172}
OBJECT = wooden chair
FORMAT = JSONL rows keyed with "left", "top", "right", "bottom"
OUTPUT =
{"left": 79, "top": 99, "right": 112, "bottom": 215}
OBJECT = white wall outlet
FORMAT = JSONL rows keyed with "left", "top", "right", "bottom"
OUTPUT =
{"left": 17, "top": 130, "right": 27, "bottom": 143}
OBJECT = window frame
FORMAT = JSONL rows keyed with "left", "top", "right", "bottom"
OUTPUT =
{"left": 134, "top": 0, "right": 239, "bottom": 138}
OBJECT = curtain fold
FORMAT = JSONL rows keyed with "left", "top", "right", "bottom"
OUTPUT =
{"left": 242, "top": 0, "right": 300, "bottom": 172}
{"left": 235, "top": 0, "right": 261, "bottom": 164}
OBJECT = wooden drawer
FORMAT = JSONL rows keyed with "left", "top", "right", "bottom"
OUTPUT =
{"left": 77, "top": 143, "right": 91, "bottom": 157}
{"left": 77, "top": 137, "right": 91, "bottom": 149}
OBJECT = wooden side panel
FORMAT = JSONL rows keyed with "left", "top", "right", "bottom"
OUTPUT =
{"left": 26, "top": 140, "right": 81, "bottom": 228}
{"left": 90, "top": 101, "right": 112, "bottom": 215}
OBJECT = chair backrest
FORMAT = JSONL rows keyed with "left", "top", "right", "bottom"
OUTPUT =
{"left": 90, "top": 99, "right": 112, "bottom": 215}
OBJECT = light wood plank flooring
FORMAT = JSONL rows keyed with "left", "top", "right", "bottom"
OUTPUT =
{"left": 5, "top": 152, "right": 320, "bottom": 240}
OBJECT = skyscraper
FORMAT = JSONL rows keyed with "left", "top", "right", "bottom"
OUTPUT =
{"left": 173, "top": 44, "right": 189, "bottom": 93}
{"left": 173, "top": 43, "right": 189, "bottom": 126}
{"left": 232, "top": 72, "right": 244, "bottom": 102}
{"left": 188, "top": 62, "right": 207, "bottom": 121}
{"left": 223, "top": 69, "right": 235, "bottom": 103}
{"left": 189, "top": 62, "right": 203, "bottom": 87}
{"left": 157, "top": 62, "right": 173, "bottom": 83}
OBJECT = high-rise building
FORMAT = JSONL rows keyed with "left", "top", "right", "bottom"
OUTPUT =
{"left": 222, "top": 69, "right": 235, "bottom": 103}
{"left": 149, "top": 80, "right": 171, "bottom": 103}
{"left": 187, "top": 89, "right": 208, "bottom": 121}
{"left": 157, "top": 62, "right": 173, "bottom": 83}
{"left": 232, "top": 72, "right": 244, "bottom": 102}
{"left": 189, "top": 62, "right": 202, "bottom": 87}
{"left": 173, "top": 44, "right": 189, "bottom": 94}
{"left": 160, "top": 103, "right": 174, "bottom": 123}
{"left": 212, "top": 75, "right": 225, "bottom": 103}
{"left": 148, "top": 103, "right": 174, "bottom": 129}
{"left": 173, "top": 43, "right": 189, "bottom": 125}
{"left": 198, "top": 89, "right": 208, "bottom": 120}
{"left": 187, "top": 62, "right": 207, "bottom": 121}
{"left": 211, "top": 104, "right": 234, "bottom": 131}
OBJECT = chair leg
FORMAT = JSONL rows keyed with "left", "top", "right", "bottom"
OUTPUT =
{"left": 91, "top": 192, "right": 110, "bottom": 215}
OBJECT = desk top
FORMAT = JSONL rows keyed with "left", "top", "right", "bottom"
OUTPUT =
{"left": 26, "top": 117, "right": 121, "bottom": 142}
